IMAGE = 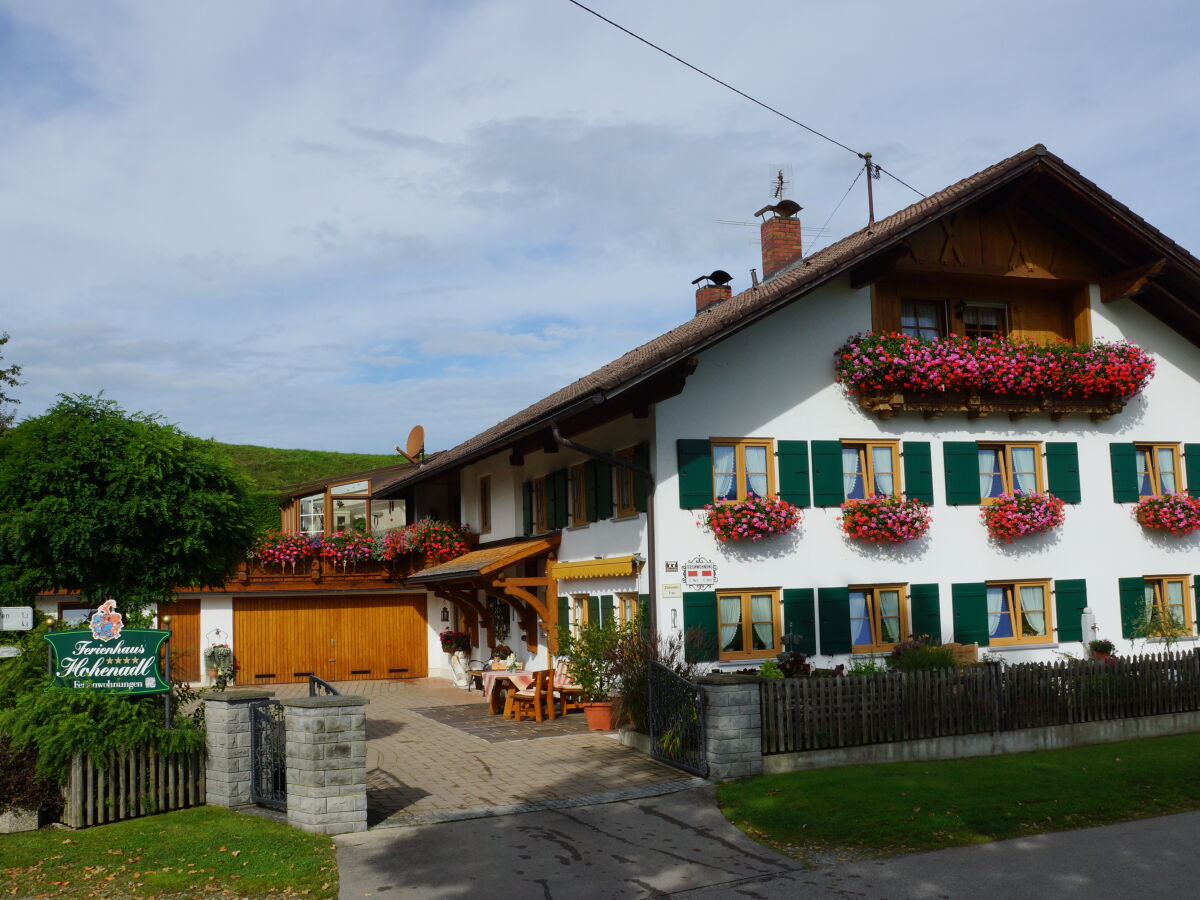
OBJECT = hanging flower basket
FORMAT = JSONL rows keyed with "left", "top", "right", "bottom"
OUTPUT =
{"left": 379, "top": 519, "right": 472, "bottom": 564}
{"left": 1133, "top": 493, "right": 1200, "bottom": 536}
{"left": 699, "top": 495, "right": 801, "bottom": 543}
{"left": 251, "top": 530, "right": 317, "bottom": 572}
{"left": 840, "top": 496, "right": 931, "bottom": 543}
{"left": 981, "top": 491, "right": 1066, "bottom": 543}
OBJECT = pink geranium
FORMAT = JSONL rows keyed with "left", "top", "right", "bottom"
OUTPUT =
{"left": 699, "top": 495, "right": 801, "bottom": 542}
{"left": 841, "top": 495, "right": 931, "bottom": 543}
{"left": 981, "top": 492, "right": 1066, "bottom": 542}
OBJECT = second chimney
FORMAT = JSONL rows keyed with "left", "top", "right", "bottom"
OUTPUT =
{"left": 695, "top": 283, "right": 732, "bottom": 314}
{"left": 757, "top": 200, "right": 803, "bottom": 280}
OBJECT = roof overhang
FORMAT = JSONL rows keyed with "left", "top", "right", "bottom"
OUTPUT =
{"left": 405, "top": 537, "right": 560, "bottom": 585}
{"left": 550, "top": 555, "right": 636, "bottom": 581}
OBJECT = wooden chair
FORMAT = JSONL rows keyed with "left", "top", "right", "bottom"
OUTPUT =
{"left": 553, "top": 659, "right": 587, "bottom": 716}
{"left": 504, "top": 669, "right": 557, "bottom": 722}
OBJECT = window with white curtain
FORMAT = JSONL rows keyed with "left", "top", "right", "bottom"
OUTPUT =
{"left": 850, "top": 585, "right": 907, "bottom": 652}
{"left": 716, "top": 589, "right": 780, "bottom": 659}
{"left": 978, "top": 443, "right": 1043, "bottom": 500}
{"left": 710, "top": 439, "right": 775, "bottom": 503}
{"left": 1136, "top": 444, "right": 1182, "bottom": 497}
{"left": 1143, "top": 576, "right": 1192, "bottom": 631}
{"left": 986, "top": 581, "right": 1051, "bottom": 645}
{"left": 841, "top": 441, "right": 899, "bottom": 500}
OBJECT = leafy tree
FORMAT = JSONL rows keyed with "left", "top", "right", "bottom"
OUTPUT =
{"left": 0, "top": 394, "right": 255, "bottom": 614}
{"left": 0, "top": 332, "right": 21, "bottom": 432}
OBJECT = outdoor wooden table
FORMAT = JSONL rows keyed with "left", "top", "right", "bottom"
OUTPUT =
{"left": 481, "top": 669, "right": 533, "bottom": 715}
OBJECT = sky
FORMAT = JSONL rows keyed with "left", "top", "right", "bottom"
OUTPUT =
{"left": 2, "top": 0, "right": 1198, "bottom": 454}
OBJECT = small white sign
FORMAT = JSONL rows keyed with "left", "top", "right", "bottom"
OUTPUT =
{"left": 661, "top": 583, "right": 682, "bottom": 599}
{"left": 0, "top": 646, "right": 23, "bottom": 659}
{"left": 664, "top": 560, "right": 679, "bottom": 573}
{"left": 0, "top": 607, "right": 34, "bottom": 631}
{"left": 681, "top": 557, "right": 718, "bottom": 588}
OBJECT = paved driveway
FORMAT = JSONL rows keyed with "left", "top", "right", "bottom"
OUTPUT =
{"left": 270, "top": 677, "right": 696, "bottom": 826}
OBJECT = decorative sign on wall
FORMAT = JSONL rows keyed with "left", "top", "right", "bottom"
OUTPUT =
{"left": 664, "top": 560, "right": 679, "bottom": 573}
{"left": 681, "top": 557, "right": 718, "bottom": 587}
{"left": 661, "top": 583, "right": 682, "bottom": 599}
{"left": 42, "top": 600, "right": 171, "bottom": 695}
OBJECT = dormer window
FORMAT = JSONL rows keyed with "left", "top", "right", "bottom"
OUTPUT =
{"left": 295, "top": 480, "right": 372, "bottom": 534}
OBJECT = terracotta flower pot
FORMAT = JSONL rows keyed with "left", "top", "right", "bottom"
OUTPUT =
{"left": 582, "top": 701, "right": 616, "bottom": 731}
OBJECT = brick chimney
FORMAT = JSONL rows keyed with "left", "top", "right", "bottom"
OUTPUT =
{"left": 695, "top": 283, "right": 732, "bottom": 314}
{"left": 756, "top": 199, "right": 803, "bottom": 280}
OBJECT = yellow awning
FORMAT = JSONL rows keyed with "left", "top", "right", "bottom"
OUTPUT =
{"left": 551, "top": 556, "right": 636, "bottom": 580}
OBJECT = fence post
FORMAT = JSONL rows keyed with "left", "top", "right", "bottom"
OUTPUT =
{"left": 202, "top": 690, "right": 275, "bottom": 808}
{"left": 280, "top": 695, "right": 370, "bottom": 835}
{"left": 696, "top": 675, "right": 763, "bottom": 780}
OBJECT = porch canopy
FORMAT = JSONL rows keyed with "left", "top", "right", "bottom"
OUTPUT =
{"left": 406, "top": 537, "right": 562, "bottom": 654}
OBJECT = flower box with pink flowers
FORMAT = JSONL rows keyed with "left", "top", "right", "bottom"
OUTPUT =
{"left": 981, "top": 491, "right": 1066, "bottom": 543}
{"left": 840, "top": 495, "right": 931, "bottom": 544}
{"left": 699, "top": 495, "right": 801, "bottom": 543}
{"left": 1134, "top": 493, "right": 1200, "bottom": 536}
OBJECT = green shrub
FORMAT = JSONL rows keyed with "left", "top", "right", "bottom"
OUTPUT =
{"left": 847, "top": 657, "right": 887, "bottom": 675}
{"left": 888, "top": 637, "right": 957, "bottom": 672}
{"left": 758, "top": 659, "right": 784, "bottom": 679}
{"left": 610, "top": 628, "right": 703, "bottom": 732}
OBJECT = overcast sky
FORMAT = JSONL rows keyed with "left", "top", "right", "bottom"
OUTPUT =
{"left": 2, "top": 0, "right": 1198, "bottom": 453}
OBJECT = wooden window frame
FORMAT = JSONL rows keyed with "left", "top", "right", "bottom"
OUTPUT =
{"left": 1143, "top": 575, "right": 1193, "bottom": 632}
{"left": 960, "top": 300, "right": 1010, "bottom": 339}
{"left": 716, "top": 588, "right": 781, "bottom": 660}
{"left": 478, "top": 475, "right": 492, "bottom": 534}
{"left": 840, "top": 439, "right": 901, "bottom": 500}
{"left": 709, "top": 438, "right": 776, "bottom": 504}
{"left": 899, "top": 299, "right": 947, "bottom": 340}
{"left": 57, "top": 602, "right": 94, "bottom": 626}
{"left": 569, "top": 594, "right": 589, "bottom": 635}
{"left": 849, "top": 584, "right": 908, "bottom": 654}
{"left": 531, "top": 477, "right": 548, "bottom": 534}
{"left": 1135, "top": 444, "right": 1183, "bottom": 498}
{"left": 569, "top": 463, "right": 589, "bottom": 526}
{"left": 615, "top": 447, "right": 637, "bottom": 517}
{"left": 617, "top": 592, "right": 639, "bottom": 626}
{"left": 297, "top": 479, "right": 373, "bottom": 535}
{"left": 986, "top": 579, "right": 1053, "bottom": 646}
{"left": 978, "top": 442, "right": 1044, "bottom": 503}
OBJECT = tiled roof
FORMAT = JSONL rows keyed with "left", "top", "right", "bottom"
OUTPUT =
{"left": 406, "top": 538, "right": 557, "bottom": 584}
{"left": 383, "top": 144, "right": 1200, "bottom": 493}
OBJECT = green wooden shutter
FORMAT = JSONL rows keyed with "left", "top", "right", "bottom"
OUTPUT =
{"left": 552, "top": 469, "right": 569, "bottom": 529}
{"left": 1118, "top": 576, "right": 1146, "bottom": 639}
{"left": 1054, "top": 579, "right": 1088, "bottom": 642}
{"left": 909, "top": 583, "right": 941, "bottom": 642}
{"left": 637, "top": 593, "right": 650, "bottom": 637}
{"left": 586, "top": 595, "right": 600, "bottom": 628}
{"left": 599, "top": 595, "right": 615, "bottom": 628}
{"left": 817, "top": 587, "right": 851, "bottom": 655}
{"left": 557, "top": 595, "right": 570, "bottom": 639}
{"left": 1110, "top": 443, "right": 1139, "bottom": 503}
{"left": 777, "top": 441, "right": 811, "bottom": 507}
{"left": 677, "top": 440, "right": 713, "bottom": 509}
{"left": 1185, "top": 445, "right": 1200, "bottom": 498}
{"left": 522, "top": 481, "right": 533, "bottom": 536}
{"left": 584, "top": 460, "right": 600, "bottom": 523}
{"left": 811, "top": 441, "right": 845, "bottom": 507}
{"left": 902, "top": 442, "right": 934, "bottom": 504}
{"left": 1046, "top": 442, "right": 1082, "bottom": 503}
{"left": 782, "top": 588, "right": 816, "bottom": 655}
{"left": 1194, "top": 578, "right": 1200, "bottom": 635}
{"left": 944, "top": 442, "right": 981, "bottom": 506}
{"left": 632, "top": 442, "right": 650, "bottom": 512}
{"left": 586, "top": 460, "right": 613, "bottom": 521}
{"left": 682, "top": 591, "right": 717, "bottom": 662}
{"left": 951, "top": 582, "right": 989, "bottom": 646}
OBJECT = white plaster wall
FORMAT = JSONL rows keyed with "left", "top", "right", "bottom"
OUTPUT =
{"left": 651, "top": 276, "right": 1200, "bottom": 668}
{"left": 198, "top": 595, "right": 234, "bottom": 685}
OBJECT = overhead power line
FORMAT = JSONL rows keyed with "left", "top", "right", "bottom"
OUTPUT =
{"left": 563, "top": 0, "right": 926, "bottom": 199}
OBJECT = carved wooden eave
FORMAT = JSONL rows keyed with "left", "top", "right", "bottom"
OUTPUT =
{"left": 855, "top": 390, "right": 1130, "bottom": 423}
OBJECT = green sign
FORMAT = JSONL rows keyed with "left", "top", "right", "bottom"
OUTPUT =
{"left": 43, "top": 601, "right": 171, "bottom": 695}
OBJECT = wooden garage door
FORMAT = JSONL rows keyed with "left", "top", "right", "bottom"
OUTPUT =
{"left": 232, "top": 594, "right": 427, "bottom": 686}
{"left": 158, "top": 599, "right": 201, "bottom": 683}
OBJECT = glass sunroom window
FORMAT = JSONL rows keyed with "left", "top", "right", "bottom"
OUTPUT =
{"left": 300, "top": 494, "right": 325, "bottom": 534}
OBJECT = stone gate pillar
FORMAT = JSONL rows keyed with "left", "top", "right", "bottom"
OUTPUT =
{"left": 281, "top": 695, "right": 370, "bottom": 835}
{"left": 202, "top": 690, "right": 276, "bottom": 808}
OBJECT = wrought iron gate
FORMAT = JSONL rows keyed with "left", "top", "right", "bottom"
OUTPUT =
{"left": 250, "top": 699, "right": 287, "bottom": 810}
{"left": 648, "top": 662, "right": 707, "bottom": 777}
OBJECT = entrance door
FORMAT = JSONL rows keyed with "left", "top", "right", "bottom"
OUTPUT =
{"left": 232, "top": 594, "right": 428, "bottom": 685}
{"left": 158, "top": 600, "right": 201, "bottom": 682}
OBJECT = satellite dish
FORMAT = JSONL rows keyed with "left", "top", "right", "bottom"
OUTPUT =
{"left": 395, "top": 425, "right": 425, "bottom": 465}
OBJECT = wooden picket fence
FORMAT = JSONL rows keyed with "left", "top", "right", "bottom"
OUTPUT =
{"left": 761, "top": 652, "right": 1200, "bottom": 754}
{"left": 62, "top": 746, "right": 205, "bottom": 828}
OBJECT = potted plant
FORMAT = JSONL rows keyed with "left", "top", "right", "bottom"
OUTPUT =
{"left": 840, "top": 495, "right": 931, "bottom": 543}
{"left": 1133, "top": 493, "right": 1200, "bottom": 536}
{"left": 981, "top": 491, "right": 1066, "bottom": 543}
{"left": 205, "top": 643, "right": 233, "bottom": 679}
{"left": 439, "top": 629, "right": 471, "bottom": 655}
{"left": 556, "top": 619, "right": 628, "bottom": 730}
{"left": 698, "top": 494, "right": 801, "bottom": 543}
{"left": 1087, "top": 638, "right": 1116, "bottom": 660}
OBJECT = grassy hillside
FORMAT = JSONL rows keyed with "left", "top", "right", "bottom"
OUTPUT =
{"left": 211, "top": 442, "right": 401, "bottom": 493}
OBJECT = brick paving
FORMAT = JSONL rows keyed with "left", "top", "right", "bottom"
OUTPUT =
{"left": 269, "top": 677, "right": 694, "bottom": 827}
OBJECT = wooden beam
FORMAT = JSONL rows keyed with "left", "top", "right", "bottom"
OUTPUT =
{"left": 491, "top": 578, "right": 550, "bottom": 622}
{"left": 476, "top": 536, "right": 559, "bottom": 575}
{"left": 1100, "top": 258, "right": 1167, "bottom": 303}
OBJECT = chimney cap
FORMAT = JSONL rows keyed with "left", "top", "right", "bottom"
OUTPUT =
{"left": 753, "top": 199, "right": 802, "bottom": 219}
{"left": 691, "top": 269, "right": 733, "bottom": 287}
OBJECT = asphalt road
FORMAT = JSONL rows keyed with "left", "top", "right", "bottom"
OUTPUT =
{"left": 335, "top": 787, "right": 1200, "bottom": 899}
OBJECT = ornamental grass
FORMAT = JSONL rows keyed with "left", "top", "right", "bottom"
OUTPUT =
{"left": 1133, "top": 493, "right": 1200, "bottom": 536}
{"left": 699, "top": 495, "right": 801, "bottom": 543}
{"left": 840, "top": 495, "right": 931, "bottom": 543}
{"left": 981, "top": 491, "right": 1066, "bottom": 543}
{"left": 835, "top": 332, "right": 1155, "bottom": 399}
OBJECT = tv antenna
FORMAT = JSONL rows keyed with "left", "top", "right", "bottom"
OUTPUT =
{"left": 395, "top": 425, "right": 425, "bottom": 466}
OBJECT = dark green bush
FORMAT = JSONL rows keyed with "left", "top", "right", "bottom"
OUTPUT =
{"left": 888, "top": 638, "right": 957, "bottom": 672}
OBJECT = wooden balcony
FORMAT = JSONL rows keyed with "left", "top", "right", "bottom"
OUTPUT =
{"left": 855, "top": 390, "right": 1129, "bottom": 423}
{"left": 224, "top": 553, "right": 427, "bottom": 592}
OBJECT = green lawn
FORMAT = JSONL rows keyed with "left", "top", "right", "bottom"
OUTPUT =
{"left": 719, "top": 733, "right": 1200, "bottom": 858}
{"left": 0, "top": 806, "right": 337, "bottom": 898}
